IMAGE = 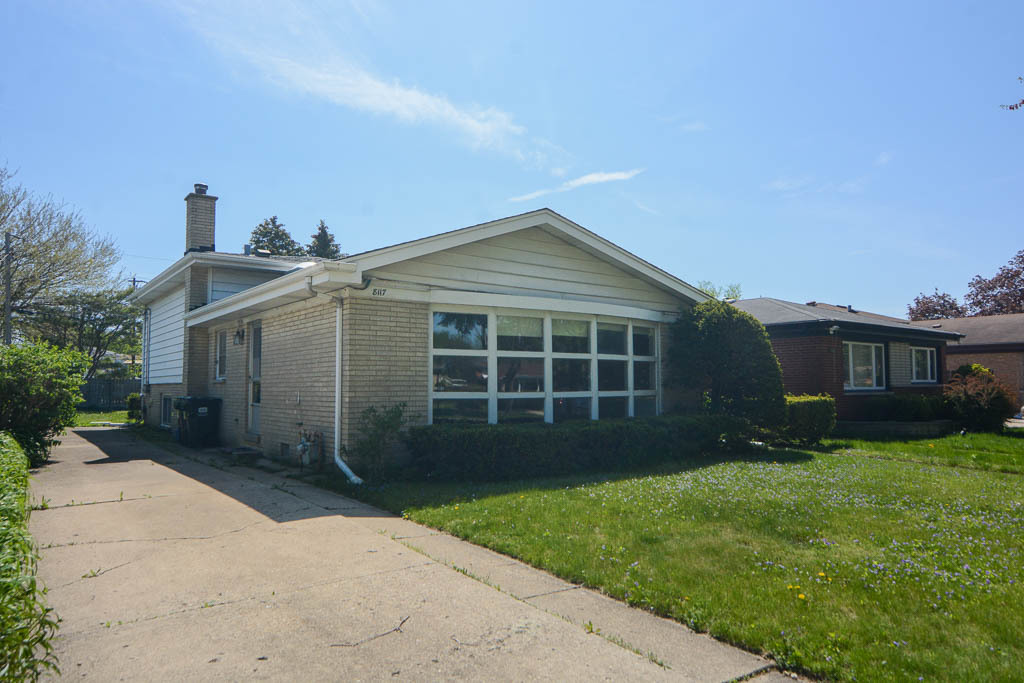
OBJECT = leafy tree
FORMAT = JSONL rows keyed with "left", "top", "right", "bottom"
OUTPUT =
{"left": 306, "top": 219, "right": 342, "bottom": 259}
{"left": 249, "top": 216, "right": 304, "bottom": 256}
{"left": 0, "top": 166, "right": 119, "bottom": 324}
{"left": 668, "top": 299, "right": 785, "bottom": 427}
{"left": 697, "top": 280, "right": 742, "bottom": 301}
{"left": 907, "top": 289, "right": 968, "bottom": 320}
{"left": 964, "top": 249, "right": 1024, "bottom": 315}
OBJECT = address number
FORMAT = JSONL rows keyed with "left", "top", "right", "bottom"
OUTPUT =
{"left": 371, "top": 288, "right": 387, "bottom": 297}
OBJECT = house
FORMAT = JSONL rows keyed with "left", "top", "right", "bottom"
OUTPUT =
{"left": 130, "top": 184, "right": 708, "bottom": 472}
{"left": 732, "top": 298, "right": 963, "bottom": 420}
{"left": 910, "top": 313, "right": 1024, "bottom": 409}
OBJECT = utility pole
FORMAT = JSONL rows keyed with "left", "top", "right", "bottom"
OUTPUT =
{"left": 3, "top": 231, "right": 12, "bottom": 345}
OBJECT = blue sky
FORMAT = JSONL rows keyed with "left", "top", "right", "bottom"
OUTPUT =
{"left": 2, "top": 0, "right": 1021, "bottom": 317}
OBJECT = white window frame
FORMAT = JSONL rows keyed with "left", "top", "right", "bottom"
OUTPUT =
{"left": 214, "top": 330, "right": 228, "bottom": 380}
{"left": 428, "top": 305, "right": 660, "bottom": 425}
{"left": 911, "top": 346, "right": 937, "bottom": 383}
{"left": 843, "top": 341, "right": 886, "bottom": 391}
{"left": 248, "top": 322, "right": 262, "bottom": 435}
{"left": 160, "top": 396, "right": 173, "bottom": 428}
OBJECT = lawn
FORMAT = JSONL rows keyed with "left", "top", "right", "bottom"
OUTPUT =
{"left": 73, "top": 409, "right": 130, "bottom": 427}
{"left": 824, "top": 429, "right": 1024, "bottom": 474}
{"left": 331, "top": 449, "right": 1024, "bottom": 681}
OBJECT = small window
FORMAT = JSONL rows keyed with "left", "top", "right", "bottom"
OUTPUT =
{"left": 912, "top": 347, "right": 937, "bottom": 382}
{"left": 598, "top": 396, "right": 627, "bottom": 418}
{"left": 552, "top": 319, "right": 589, "bottom": 354}
{"left": 843, "top": 342, "right": 885, "bottom": 390}
{"left": 433, "top": 356, "right": 488, "bottom": 392}
{"left": 498, "top": 398, "right": 545, "bottom": 423}
{"left": 160, "top": 396, "right": 173, "bottom": 427}
{"left": 553, "top": 397, "right": 591, "bottom": 422}
{"left": 497, "top": 316, "right": 543, "bottom": 351}
{"left": 632, "top": 326, "right": 655, "bottom": 357}
{"left": 498, "top": 357, "right": 544, "bottom": 392}
{"left": 553, "top": 358, "right": 590, "bottom": 391}
{"left": 596, "top": 323, "right": 626, "bottom": 355}
{"left": 597, "top": 360, "right": 627, "bottom": 391}
{"left": 215, "top": 331, "right": 228, "bottom": 380}
{"left": 432, "top": 399, "right": 488, "bottom": 424}
{"left": 433, "top": 313, "right": 487, "bottom": 350}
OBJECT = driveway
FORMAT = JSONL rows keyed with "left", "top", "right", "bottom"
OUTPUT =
{"left": 31, "top": 428, "right": 784, "bottom": 681}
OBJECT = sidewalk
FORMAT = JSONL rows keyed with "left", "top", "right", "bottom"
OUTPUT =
{"left": 31, "top": 428, "right": 788, "bottom": 681}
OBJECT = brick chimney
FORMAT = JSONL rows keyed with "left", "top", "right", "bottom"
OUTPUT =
{"left": 184, "top": 183, "right": 217, "bottom": 254}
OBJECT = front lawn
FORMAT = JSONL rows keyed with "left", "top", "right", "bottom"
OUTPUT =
{"left": 824, "top": 429, "right": 1024, "bottom": 474}
{"left": 73, "top": 410, "right": 129, "bottom": 427}
{"left": 334, "top": 451, "right": 1023, "bottom": 681}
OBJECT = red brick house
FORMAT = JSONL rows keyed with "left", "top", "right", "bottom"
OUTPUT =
{"left": 911, "top": 313, "right": 1024, "bottom": 411}
{"left": 732, "top": 298, "right": 963, "bottom": 420}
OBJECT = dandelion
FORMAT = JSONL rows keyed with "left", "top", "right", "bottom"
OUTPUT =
{"left": 798, "top": 594, "right": 806, "bottom": 600}
{"left": 818, "top": 572, "right": 826, "bottom": 577}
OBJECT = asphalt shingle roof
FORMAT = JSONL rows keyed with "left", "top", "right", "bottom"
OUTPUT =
{"left": 910, "top": 313, "right": 1024, "bottom": 346}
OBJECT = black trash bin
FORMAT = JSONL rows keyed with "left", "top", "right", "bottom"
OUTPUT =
{"left": 173, "top": 396, "right": 222, "bottom": 448}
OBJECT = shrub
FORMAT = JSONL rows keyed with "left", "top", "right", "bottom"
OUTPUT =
{"left": 859, "top": 393, "right": 947, "bottom": 422}
{"left": 668, "top": 300, "right": 785, "bottom": 428}
{"left": 0, "top": 342, "right": 89, "bottom": 466}
{"left": 945, "top": 368, "right": 1017, "bottom": 432}
{"left": 0, "top": 432, "right": 60, "bottom": 679}
{"left": 406, "top": 414, "right": 753, "bottom": 482}
{"left": 782, "top": 394, "right": 836, "bottom": 445}
{"left": 343, "top": 403, "right": 407, "bottom": 482}
{"left": 126, "top": 393, "right": 142, "bottom": 422}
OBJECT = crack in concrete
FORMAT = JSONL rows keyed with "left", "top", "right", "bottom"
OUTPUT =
{"left": 40, "top": 521, "right": 264, "bottom": 549}
{"left": 520, "top": 585, "right": 581, "bottom": 601}
{"left": 55, "top": 561, "right": 134, "bottom": 589}
{"left": 34, "top": 494, "right": 172, "bottom": 510}
{"left": 330, "top": 615, "right": 410, "bottom": 648}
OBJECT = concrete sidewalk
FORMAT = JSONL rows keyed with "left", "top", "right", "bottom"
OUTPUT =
{"left": 31, "top": 428, "right": 786, "bottom": 681}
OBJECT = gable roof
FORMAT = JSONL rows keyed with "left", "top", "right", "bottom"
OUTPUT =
{"left": 910, "top": 313, "right": 1024, "bottom": 347}
{"left": 733, "top": 297, "right": 963, "bottom": 341}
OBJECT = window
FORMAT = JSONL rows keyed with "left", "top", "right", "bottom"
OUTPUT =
{"left": 842, "top": 341, "right": 885, "bottom": 390}
{"left": 912, "top": 347, "right": 937, "bottom": 382}
{"left": 429, "top": 308, "right": 660, "bottom": 424}
{"left": 215, "top": 331, "right": 227, "bottom": 380}
{"left": 160, "top": 396, "right": 173, "bottom": 427}
{"left": 249, "top": 322, "right": 262, "bottom": 434}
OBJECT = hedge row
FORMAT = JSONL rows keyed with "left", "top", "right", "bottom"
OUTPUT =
{"left": 781, "top": 394, "right": 836, "bottom": 445}
{"left": 406, "top": 414, "right": 753, "bottom": 482}
{"left": 0, "top": 432, "right": 59, "bottom": 679}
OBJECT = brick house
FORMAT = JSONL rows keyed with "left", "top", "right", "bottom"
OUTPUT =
{"left": 732, "top": 298, "right": 963, "bottom": 420}
{"left": 911, "top": 313, "right": 1024, "bottom": 410}
{"left": 130, "top": 184, "right": 709, "bottom": 475}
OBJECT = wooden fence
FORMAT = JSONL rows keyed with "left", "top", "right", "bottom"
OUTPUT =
{"left": 80, "top": 378, "right": 139, "bottom": 410}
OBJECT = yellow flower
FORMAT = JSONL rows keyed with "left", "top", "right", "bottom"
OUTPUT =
{"left": 818, "top": 572, "right": 826, "bottom": 577}
{"left": 787, "top": 585, "right": 793, "bottom": 589}
{"left": 454, "top": 505, "right": 459, "bottom": 510}
{"left": 798, "top": 594, "right": 806, "bottom": 600}
{"left": 928, "top": 443, "right": 934, "bottom": 448}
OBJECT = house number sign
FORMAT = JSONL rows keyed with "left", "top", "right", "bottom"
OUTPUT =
{"left": 371, "top": 288, "right": 387, "bottom": 297}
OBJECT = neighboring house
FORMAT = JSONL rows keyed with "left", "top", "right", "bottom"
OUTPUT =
{"left": 732, "top": 298, "right": 963, "bottom": 420}
{"left": 130, "top": 184, "right": 708, "bottom": 470}
{"left": 911, "top": 313, "right": 1024, "bottom": 409}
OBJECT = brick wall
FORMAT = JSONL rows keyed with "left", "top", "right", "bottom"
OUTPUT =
{"left": 341, "top": 297, "right": 429, "bottom": 448}
{"left": 142, "top": 382, "right": 186, "bottom": 428}
{"left": 185, "top": 193, "right": 216, "bottom": 252}
{"left": 207, "top": 327, "right": 248, "bottom": 447}
{"left": 946, "top": 350, "right": 1024, "bottom": 408}
{"left": 769, "top": 335, "right": 844, "bottom": 397}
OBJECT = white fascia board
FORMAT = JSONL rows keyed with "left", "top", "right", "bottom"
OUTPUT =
{"left": 129, "top": 252, "right": 299, "bottom": 305}
{"left": 349, "top": 209, "right": 709, "bottom": 304}
{"left": 185, "top": 261, "right": 360, "bottom": 327}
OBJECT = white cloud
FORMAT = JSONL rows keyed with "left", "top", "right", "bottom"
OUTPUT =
{"left": 763, "top": 176, "right": 814, "bottom": 192}
{"left": 508, "top": 169, "right": 645, "bottom": 202}
{"left": 680, "top": 121, "right": 709, "bottom": 132}
{"left": 633, "top": 200, "right": 660, "bottom": 215}
{"left": 874, "top": 151, "right": 892, "bottom": 166}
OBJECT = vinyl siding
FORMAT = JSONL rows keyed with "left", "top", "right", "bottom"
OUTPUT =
{"left": 148, "top": 286, "right": 185, "bottom": 384}
{"left": 210, "top": 267, "right": 281, "bottom": 303}
{"left": 367, "top": 227, "right": 683, "bottom": 312}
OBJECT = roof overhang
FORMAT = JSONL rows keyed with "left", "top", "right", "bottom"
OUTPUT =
{"left": 185, "top": 261, "right": 360, "bottom": 327}
{"left": 765, "top": 319, "right": 965, "bottom": 342}
{"left": 129, "top": 252, "right": 300, "bottom": 305}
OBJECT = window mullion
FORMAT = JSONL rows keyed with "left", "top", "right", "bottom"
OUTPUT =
{"left": 487, "top": 311, "right": 497, "bottom": 424}
{"left": 590, "top": 317, "right": 598, "bottom": 419}
{"left": 627, "top": 320, "right": 634, "bottom": 417}
{"left": 543, "top": 313, "right": 552, "bottom": 423}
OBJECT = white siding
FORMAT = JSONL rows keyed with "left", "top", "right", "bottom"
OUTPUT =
{"left": 367, "top": 227, "right": 682, "bottom": 312}
{"left": 147, "top": 287, "right": 185, "bottom": 384}
{"left": 889, "top": 341, "right": 912, "bottom": 387}
{"left": 210, "top": 267, "right": 281, "bottom": 303}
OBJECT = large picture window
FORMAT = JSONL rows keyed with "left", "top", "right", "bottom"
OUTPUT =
{"left": 430, "top": 308, "right": 660, "bottom": 424}
{"left": 843, "top": 341, "right": 885, "bottom": 390}
{"left": 912, "top": 347, "right": 937, "bottom": 382}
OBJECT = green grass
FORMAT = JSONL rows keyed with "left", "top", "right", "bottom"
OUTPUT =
{"left": 73, "top": 410, "right": 130, "bottom": 427}
{"left": 823, "top": 429, "right": 1024, "bottom": 474}
{"left": 326, "top": 450, "right": 1024, "bottom": 681}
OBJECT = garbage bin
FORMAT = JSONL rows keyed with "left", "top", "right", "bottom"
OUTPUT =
{"left": 173, "top": 396, "right": 222, "bottom": 448}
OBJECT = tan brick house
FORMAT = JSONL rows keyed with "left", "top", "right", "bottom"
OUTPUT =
{"left": 131, "top": 184, "right": 708, "bottom": 477}
{"left": 732, "top": 298, "right": 963, "bottom": 420}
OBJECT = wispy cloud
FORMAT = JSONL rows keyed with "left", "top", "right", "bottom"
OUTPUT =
{"left": 874, "top": 151, "right": 892, "bottom": 166}
{"left": 680, "top": 120, "right": 709, "bottom": 133}
{"left": 633, "top": 200, "right": 660, "bottom": 215}
{"left": 509, "top": 169, "right": 645, "bottom": 202}
{"left": 763, "top": 176, "right": 814, "bottom": 193}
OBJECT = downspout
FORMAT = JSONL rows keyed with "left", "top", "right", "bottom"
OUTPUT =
{"left": 334, "top": 298, "right": 363, "bottom": 484}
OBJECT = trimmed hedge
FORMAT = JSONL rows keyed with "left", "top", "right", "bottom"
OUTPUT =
{"left": 858, "top": 393, "right": 947, "bottom": 422}
{"left": 0, "top": 433, "right": 59, "bottom": 679}
{"left": 782, "top": 394, "right": 836, "bottom": 445}
{"left": 406, "top": 414, "right": 753, "bottom": 482}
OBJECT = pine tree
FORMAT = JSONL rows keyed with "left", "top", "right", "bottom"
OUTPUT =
{"left": 249, "top": 216, "right": 304, "bottom": 256}
{"left": 306, "top": 220, "right": 342, "bottom": 259}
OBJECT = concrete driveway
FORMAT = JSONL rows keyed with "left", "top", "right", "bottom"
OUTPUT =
{"left": 30, "top": 428, "right": 784, "bottom": 681}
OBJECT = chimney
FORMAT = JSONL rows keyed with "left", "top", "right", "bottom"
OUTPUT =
{"left": 184, "top": 183, "right": 217, "bottom": 254}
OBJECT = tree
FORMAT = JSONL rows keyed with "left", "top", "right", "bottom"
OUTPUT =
{"left": 306, "top": 219, "right": 342, "bottom": 259}
{"left": 249, "top": 216, "right": 304, "bottom": 256}
{"left": 1001, "top": 76, "right": 1023, "bottom": 111}
{"left": 697, "top": 280, "right": 742, "bottom": 301}
{"left": 907, "top": 289, "right": 967, "bottom": 320}
{"left": 964, "top": 249, "right": 1024, "bottom": 315}
{"left": 0, "top": 166, "right": 119, "bottom": 325}
{"left": 19, "top": 287, "right": 141, "bottom": 380}
{"left": 667, "top": 299, "right": 785, "bottom": 427}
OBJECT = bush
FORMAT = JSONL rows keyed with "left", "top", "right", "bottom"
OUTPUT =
{"left": 668, "top": 300, "right": 785, "bottom": 428}
{"left": 126, "top": 393, "right": 142, "bottom": 422}
{"left": 782, "top": 395, "right": 836, "bottom": 445}
{"left": 859, "top": 393, "right": 947, "bottom": 422}
{"left": 406, "top": 414, "right": 753, "bottom": 482}
{"left": 0, "top": 432, "right": 59, "bottom": 679}
{"left": 343, "top": 403, "right": 407, "bottom": 482}
{"left": 945, "top": 368, "right": 1017, "bottom": 432}
{"left": 0, "top": 342, "right": 89, "bottom": 466}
